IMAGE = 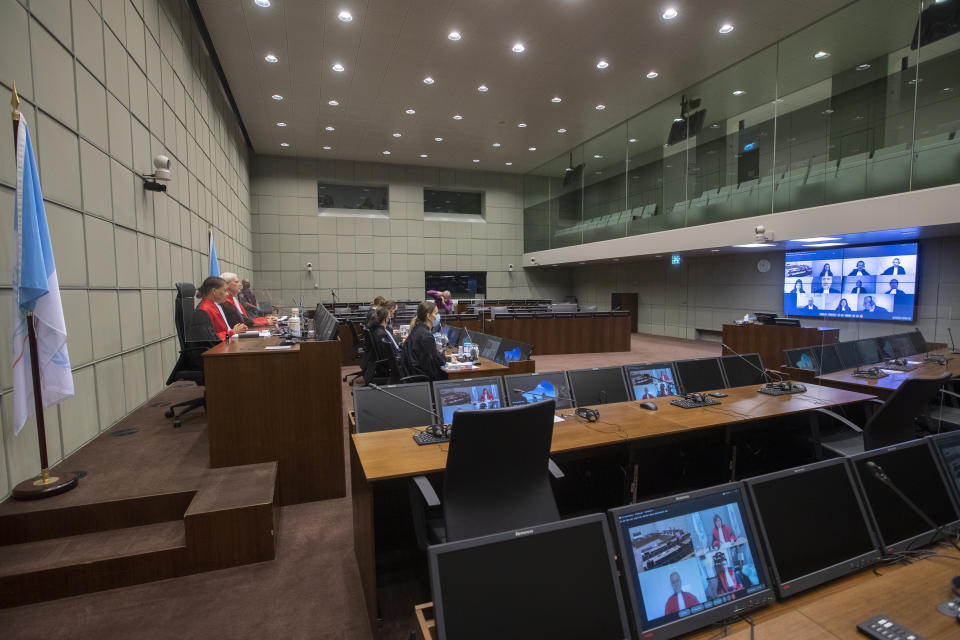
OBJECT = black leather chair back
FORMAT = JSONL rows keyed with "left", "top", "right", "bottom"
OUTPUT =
{"left": 442, "top": 399, "right": 559, "bottom": 541}
{"left": 166, "top": 282, "right": 206, "bottom": 386}
{"left": 864, "top": 371, "right": 951, "bottom": 450}
{"left": 174, "top": 282, "right": 196, "bottom": 350}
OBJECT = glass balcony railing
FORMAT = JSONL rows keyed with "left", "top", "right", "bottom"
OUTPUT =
{"left": 523, "top": 0, "right": 960, "bottom": 252}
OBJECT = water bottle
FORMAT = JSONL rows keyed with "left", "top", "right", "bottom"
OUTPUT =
{"left": 289, "top": 307, "right": 302, "bottom": 338}
{"left": 462, "top": 335, "right": 473, "bottom": 358}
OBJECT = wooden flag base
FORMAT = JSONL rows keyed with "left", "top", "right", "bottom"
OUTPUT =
{"left": 12, "top": 468, "right": 79, "bottom": 500}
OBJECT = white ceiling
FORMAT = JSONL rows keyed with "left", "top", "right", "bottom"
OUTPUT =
{"left": 197, "top": 0, "right": 860, "bottom": 172}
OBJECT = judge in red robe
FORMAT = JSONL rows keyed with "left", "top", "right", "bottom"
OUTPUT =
{"left": 221, "top": 272, "right": 272, "bottom": 327}
{"left": 664, "top": 571, "right": 700, "bottom": 615}
{"left": 713, "top": 553, "right": 743, "bottom": 594}
{"left": 191, "top": 276, "right": 247, "bottom": 341}
{"left": 711, "top": 514, "right": 738, "bottom": 548}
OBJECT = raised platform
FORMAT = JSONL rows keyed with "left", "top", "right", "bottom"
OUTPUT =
{"left": 0, "top": 383, "right": 277, "bottom": 608}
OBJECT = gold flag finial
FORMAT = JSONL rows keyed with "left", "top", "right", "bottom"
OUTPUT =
{"left": 11, "top": 81, "right": 20, "bottom": 121}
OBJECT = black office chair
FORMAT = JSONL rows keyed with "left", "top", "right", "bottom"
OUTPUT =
{"left": 164, "top": 283, "right": 212, "bottom": 427}
{"left": 409, "top": 400, "right": 564, "bottom": 548}
{"left": 342, "top": 321, "right": 368, "bottom": 386}
{"left": 813, "top": 372, "right": 952, "bottom": 457}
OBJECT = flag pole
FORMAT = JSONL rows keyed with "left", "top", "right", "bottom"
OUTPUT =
{"left": 10, "top": 83, "right": 78, "bottom": 499}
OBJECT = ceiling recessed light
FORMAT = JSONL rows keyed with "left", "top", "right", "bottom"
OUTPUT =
{"left": 392, "top": 132, "right": 402, "bottom": 137}
{"left": 732, "top": 90, "right": 746, "bottom": 96}
{"left": 646, "top": 71, "right": 659, "bottom": 79}
{"left": 382, "top": 150, "right": 391, "bottom": 155}
{"left": 420, "top": 154, "right": 428, "bottom": 158}
{"left": 338, "top": 10, "right": 353, "bottom": 22}
{"left": 595, "top": 104, "right": 606, "bottom": 110}
{"left": 255, "top": 0, "right": 270, "bottom": 7}
{"left": 276, "top": 121, "right": 287, "bottom": 127}
{"left": 673, "top": 117, "right": 684, "bottom": 123}
{"left": 271, "top": 94, "right": 284, "bottom": 102}
{"left": 472, "top": 159, "right": 479, "bottom": 163}
{"left": 332, "top": 62, "right": 344, "bottom": 72}
{"left": 822, "top": 108, "right": 834, "bottom": 115}
{"left": 528, "top": 147, "right": 536, "bottom": 151}
{"left": 434, "top": 137, "right": 443, "bottom": 142}
{"left": 662, "top": 7, "right": 678, "bottom": 20}
{"left": 944, "top": 87, "right": 955, "bottom": 93}
{"left": 813, "top": 50, "right": 831, "bottom": 60}
{"left": 505, "top": 162, "right": 513, "bottom": 166}
{"left": 423, "top": 76, "right": 435, "bottom": 84}
{"left": 477, "top": 84, "right": 489, "bottom": 92}
{"left": 280, "top": 142, "right": 289, "bottom": 147}
{"left": 517, "top": 122, "right": 527, "bottom": 128}
{"left": 628, "top": 138, "right": 637, "bottom": 143}
{"left": 327, "top": 99, "right": 339, "bottom": 106}
{"left": 551, "top": 96, "right": 562, "bottom": 103}
{"left": 856, "top": 63, "right": 871, "bottom": 71}
{"left": 557, "top": 128, "right": 567, "bottom": 133}
{"left": 719, "top": 23, "right": 734, "bottom": 34}
{"left": 405, "top": 108, "right": 416, "bottom": 115}
{"left": 264, "top": 54, "right": 278, "bottom": 63}
{"left": 492, "top": 142, "right": 501, "bottom": 147}
{"left": 596, "top": 59, "right": 609, "bottom": 70}
{"left": 323, "top": 145, "right": 332, "bottom": 150}
{"left": 793, "top": 237, "right": 841, "bottom": 243}
{"left": 448, "top": 31, "right": 461, "bottom": 41}
{"left": 325, "top": 125, "right": 335, "bottom": 131}
{"left": 593, "top": 154, "right": 603, "bottom": 158}
{"left": 512, "top": 43, "right": 525, "bottom": 53}
{"left": 452, "top": 114, "right": 463, "bottom": 120}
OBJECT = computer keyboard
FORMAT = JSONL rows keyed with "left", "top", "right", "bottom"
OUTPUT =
{"left": 413, "top": 429, "right": 450, "bottom": 445}
{"left": 757, "top": 386, "right": 806, "bottom": 396}
{"left": 670, "top": 397, "right": 721, "bottom": 409}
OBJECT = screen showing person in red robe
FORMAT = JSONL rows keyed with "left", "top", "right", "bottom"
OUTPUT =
{"left": 713, "top": 553, "right": 743, "bottom": 594}
{"left": 663, "top": 571, "right": 700, "bottom": 615}
{"left": 711, "top": 514, "right": 738, "bottom": 548}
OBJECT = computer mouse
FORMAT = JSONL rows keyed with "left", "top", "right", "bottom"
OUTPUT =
{"left": 708, "top": 392, "right": 727, "bottom": 398}
{"left": 639, "top": 401, "right": 658, "bottom": 411}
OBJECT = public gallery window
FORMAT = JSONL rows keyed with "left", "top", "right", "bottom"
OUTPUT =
{"left": 423, "top": 189, "right": 483, "bottom": 220}
{"left": 317, "top": 182, "right": 389, "bottom": 217}
{"left": 425, "top": 271, "right": 487, "bottom": 297}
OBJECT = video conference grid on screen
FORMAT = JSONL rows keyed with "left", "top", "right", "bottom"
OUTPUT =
{"left": 436, "top": 382, "right": 503, "bottom": 425}
{"left": 614, "top": 489, "right": 767, "bottom": 632}
{"left": 783, "top": 243, "right": 918, "bottom": 321}
{"left": 627, "top": 365, "right": 679, "bottom": 400}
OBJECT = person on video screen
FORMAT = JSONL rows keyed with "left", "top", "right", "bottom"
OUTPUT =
{"left": 861, "top": 296, "right": 889, "bottom": 318}
{"left": 884, "top": 279, "right": 907, "bottom": 299}
{"left": 850, "top": 279, "right": 867, "bottom": 294}
{"left": 881, "top": 258, "right": 906, "bottom": 275}
{"left": 802, "top": 297, "right": 819, "bottom": 311}
{"left": 848, "top": 260, "right": 870, "bottom": 276}
{"left": 711, "top": 514, "right": 738, "bottom": 548}
{"left": 713, "top": 553, "right": 743, "bottom": 594}
{"left": 664, "top": 571, "right": 700, "bottom": 615}
{"left": 835, "top": 298, "right": 852, "bottom": 313}
{"left": 790, "top": 279, "right": 805, "bottom": 294}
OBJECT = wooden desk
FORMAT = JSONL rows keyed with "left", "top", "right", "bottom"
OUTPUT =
{"left": 351, "top": 383, "right": 874, "bottom": 629}
{"left": 722, "top": 323, "right": 839, "bottom": 370}
{"left": 442, "top": 356, "right": 508, "bottom": 380}
{"left": 816, "top": 349, "right": 960, "bottom": 400}
{"left": 203, "top": 337, "right": 344, "bottom": 505}
{"left": 484, "top": 315, "right": 632, "bottom": 355}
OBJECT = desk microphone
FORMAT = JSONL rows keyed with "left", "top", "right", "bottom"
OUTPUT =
{"left": 865, "top": 461, "right": 960, "bottom": 553}
{"left": 720, "top": 342, "right": 783, "bottom": 383}
{"left": 367, "top": 383, "right": 446, "bottom": 438}
{"left": 950, "top": 328, "right": 960, "bottom": 355}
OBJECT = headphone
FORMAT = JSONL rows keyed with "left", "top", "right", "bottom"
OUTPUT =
{"left": 854, "top": 366, "right": 882, "bottom": 376}
{"left": 685, "top": 393, "right": 706, "bottom": 403}
{"left": 575, "top": 407, "right": 600, "bottom": 422}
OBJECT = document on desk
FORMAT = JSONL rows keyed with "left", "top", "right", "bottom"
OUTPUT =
{"left": 554, "top": 415, "right": 564, "bottom": 423}
{"left": 264, "top": 345, "right": 292, "bottom": 350}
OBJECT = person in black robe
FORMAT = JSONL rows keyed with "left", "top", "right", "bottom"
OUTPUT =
{"left": 400, "top": 300, "right": 447, "bottom": 381}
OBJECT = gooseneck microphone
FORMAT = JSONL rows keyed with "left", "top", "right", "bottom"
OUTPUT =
{"left": 721, "top": 342, "right": 783, "bottom": 383}
{"left": 368, "top": 383, "right": 446, "bottom": 438}
{"left": 949, "top": 327, "right": 959, "bottom": 354}
{"left": 865, "top": 461, "right": 960, "bottom": 553}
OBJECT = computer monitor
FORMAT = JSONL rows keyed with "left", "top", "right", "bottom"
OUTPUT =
{"left": 854, "top": 338, "right": 881, "bottom": 365}
{"left": 567, "top": 367, "right": 630, "bottom": 406}
{"left": 440, "top": 324, "right": 462, "bottom": 346}
{"left": 850, "top": 439, "right": 960, "bottom": 553}
{"left": 625, "top": 362, "right": 680, "bottom": 400}
{"left": 428, "top": 514, "right": 630, "bottom": 640}
{"left": 889, "top": 332, "right": 916, "bottom": 357}
{"left": 674, "top": 357, "right": 728, "bottom": 393}
{"left": 609, "top": 483, "right": 773, "bottom": 639}
{"left": 432, "top": 377, "right": 506, "bottom": 425}
{"left": 876, "top": 335, "right": 896, "bottom": 360}
{"left": 469, "top": 331, "right": 489, "bottom": 354}
{"left": 812, "top": 344, "right": 844, "bottom": 374}
{"left": 314, "top": 303, "right": 339, "bottom": 341}
{"left": 505, "top": 371, "right": 574, "bottom": 410}
{"left": 719, "top": 354, "right": 766, "bottom": 387}
{"left": 929, "top": 432, "right": 960, "bottom": 507}
{"left": 782, "top": 348, "right": 818, "bottom": 371}
{"left": 908, "top": 329, "right": 927, "bottom": 355}
{"left": 479, "top": 335, "right": 502, "bottom": 361}
{"left": 352, "top": 382, "right": 435, "bottom": 433}
{"left": 836, "top": 341, "right": 861, "bottom": 369}
{"left": 494, "top": 339, "right": 530, "bottom": 364}
{"left": 744, "top": 459, "right": 879, "bottom": 598}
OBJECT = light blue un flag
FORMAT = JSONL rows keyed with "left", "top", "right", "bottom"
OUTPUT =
{"left": 12, "top": 120, "right": 73, "bottom": 435}
{"left": 209, "top": 230, "right": 220, "bottom": 276}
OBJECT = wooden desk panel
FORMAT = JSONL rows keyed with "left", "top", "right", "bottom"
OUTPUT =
{"left": 723, "top": 323, "right": 839, "bottom": 371}
{"left": 204, "top": 338, "right": 345, "bottom": 505}
{"left": 442, "top": 357, "right": 508, "bottom": 380}
{"left": 816, "top": 349, "right": 959, "bottom": 400}
{"left": 445, "top": 315, "right": 632, "bottom": 355}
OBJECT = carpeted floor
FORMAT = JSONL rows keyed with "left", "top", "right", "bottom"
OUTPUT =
{"left": 1, "top": 333, "right": 718, "bottom": 640}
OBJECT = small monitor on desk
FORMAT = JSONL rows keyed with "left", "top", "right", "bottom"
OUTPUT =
{"left": 505, "top": 371, "right": 574, "bottom": 410}
{"left": 352, "top": 382, "right": 435, "bottom": 433}
{"left": 783, "top": 348, "right": 818, "bottom": 371}
{"left": 479, "top": 336, "right": 502, "bottom": 361}
{"left": 433, "top": 377, "right": 505, "bottom": 425}
{"left": 440, "top": 324, "right": 461, "bottom": 346}
{"left": 428, "top": 514, "right": 630, "bottom": 640}
{"left": 567, "top": 366, "right": 630, "bottom": 406}
{"left": 608, "top": 483, "right": 773, "bottom": 639}
{"left": 890, "top": 332, "right": 916, "bottom": 357}
{"left": 314, "top": 303, "right": 339, "bottom": 341}
{"left": 674, "top": 357, "right": 728, "bottom": 393}
{"left": 930, "top": 432, "right": 960, "bottom": 505}
{"left": 494, "top": 339, "right": 530, "bottom": 364}
{"left": 813, "top": 344, "right": 844, "bottom": 374}
{"left": 908, "top": 329, "right": 927, "bottom": 355}
{"left": 719, "top": 353, "right": 766, "bottom": 387}
{"left": 876, "top": 335, "right": 897, "bottom": 360}
{"left": 850, "top": 439, "right": 960, "bottom": 553}
{"left": 854, "top": 338, "right": 881, "bottom": 365}
{"left": 835, "top": 341, "right": 861, "bottom": 369}
{"left": 744, "top": 458, "right": 879, "bottom": 598}
{"left": 625, "top": 362, "right": 680, "bottom": 400}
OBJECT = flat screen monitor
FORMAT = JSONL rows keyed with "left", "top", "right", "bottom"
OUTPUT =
{"left": 876, "top": 335, "right": 897, "bottom": 360}
{"left": 494, "top": 339, "right": 530, "bottom": 364}
{"left": 314, "top": 303, "right": 339, "bottom": 341}
{"left": 433, "top": 377, "right": 505, "bottom": 425}
{"left": 479, "top": 336, "right": 502, "bottom": 361}
{"left": 890, "top": 333, "right": 916, "bottom": 357}
{"left": 609, "top": 483, "right": 773, "bottom": 639}
{"left": 468, "top": 331, "right": 489, "bottom": 354}
{"left": 851, "top": 439, "right": 960, "bottom": 553}
{"left": 428, "top": 514, "right": 630, "bottom": 640}
{"left": 835, "top": 341, "right": 861, "bottom": 369}
{"left": 567, "top": 367, "right": 630, "bottom": 406}
{"left": 811, "top": 344, "right": 844, "bottom": 374}
{"left": 744, "top": 459, "right": 879, "bottom": 597}
{"left": 625, "top": 363, "right": 680, "bottom": 400}
{"left": 674, "top": 358, "right": 728, "bottom": 393}
{"left": 719, "top": 354, "right": 766, "bottom": 387}
{"left": 783, "top": 242, "right": 918, "bottom": 322}
{"left": 505, "top": 371, "right": 574, "bottom": 410}
{"left": 352, "top": 382, "right": 435, "bottom": 433}
{"left": 440, "top": 324, "right": 461, "bottom": 346}
{"left": 854, "top": 338, "right": 881, "bottom": 365}
{"left": 908, "top": 329, "right": 927, "bottom": 355}
{"left": 931, "top": 432, "right": 960, "bottom": 505}
{"left": 783, "top": 348, "right": 818, "bottom": 371}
